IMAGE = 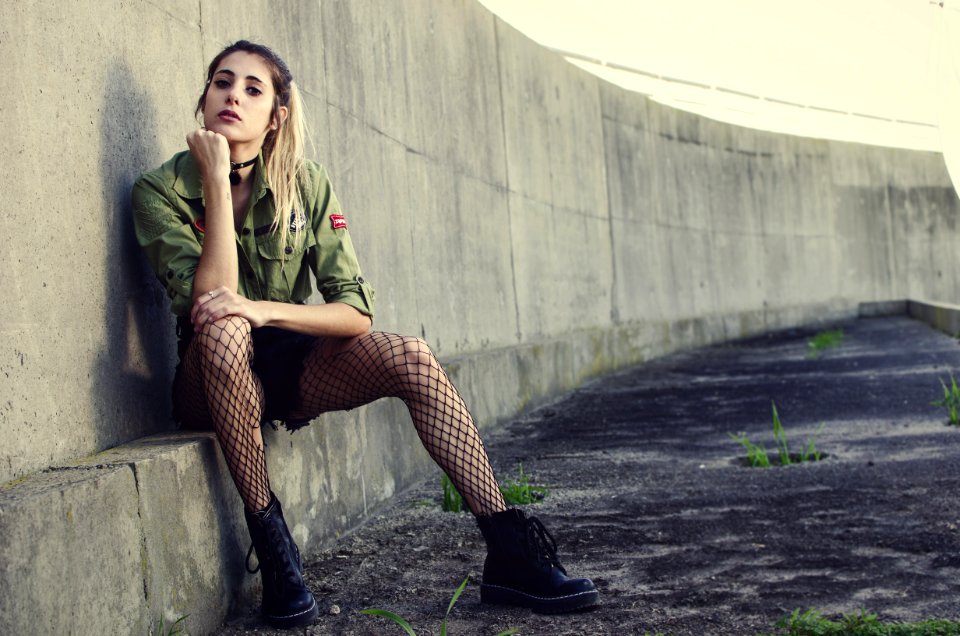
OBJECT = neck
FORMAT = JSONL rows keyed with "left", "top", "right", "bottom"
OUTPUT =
{"left": 229, "top": 155, "right": 258, "bottom": 186}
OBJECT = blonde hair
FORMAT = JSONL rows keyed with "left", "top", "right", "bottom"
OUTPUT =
{"left": 197, "top": 41, "right": 307, "bottom": 256}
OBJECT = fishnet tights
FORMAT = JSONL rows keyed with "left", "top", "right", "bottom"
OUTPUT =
{"left": 175, "top": 321, "right": 506, "bottom": 517}
{"left": 291, "top": 332, "right": 506, "bottom": 517}
{"left": 174, "top": 316, "right": 271, "bottom": 512}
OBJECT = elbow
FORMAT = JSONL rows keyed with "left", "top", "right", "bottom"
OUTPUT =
{"left": 352, "top": 313, "right": 373, "bottom": 337}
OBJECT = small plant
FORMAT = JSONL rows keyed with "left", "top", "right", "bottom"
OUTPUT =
{"left": 361, "top": 576, "right": 518, "bottom": 636}
{"left": 441, "top": 464, "right": 548, "bottom": 512}
{"left": 151, "top": 615, "right": 187, "bottom": 636}
{"left": 768, "top": 607, "right": 960, "bottom": 635}
{"left": 728, "top": 431, "right": 771, "bottom": 468}
{"left": 499, "top": 463, "right": 549, "bottom": 506}
{"left": 772, "top": 402, "right": 791, "bottom": 466}
{"left": 441, "top": 473, "right": 464, "bottom": 513}
{"left": 807, "top": 328, "right": 844, "bottom": 359}
{"left": 730, "top": 402, "right": 823, "bottom": 468}
{"left": 932, "top": 373, "right": 960, "bottom": 425}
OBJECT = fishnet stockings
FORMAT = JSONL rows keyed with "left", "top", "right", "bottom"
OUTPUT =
{"left": 292, "top": 332, "right": 507, "bottom": 517}
{"left": 174, "top": 316, "right": 272, "bottom": 512}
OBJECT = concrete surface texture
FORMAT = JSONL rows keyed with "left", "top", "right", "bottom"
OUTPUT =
{"left": 0, "top": 0, "right": 958, "bottom": 632}
{"left": 217, "top": 314, "right": 960, "bottom": 636}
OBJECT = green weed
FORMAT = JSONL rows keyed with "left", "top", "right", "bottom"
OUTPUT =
{"left": 441, "top": 464, "right": 548, "bottom": 512}
{"left": 730, "top": 402, "right": 823, "bottom": 468}
{"left": 361, "top": 576, "right": 518, "bottom": 636}
{"left": 728, "top": 431, "right": 771, "bottom": 467}
{"left": 932, "top": 373, "right": 960, "bottom": 425}
{"left": 766, "top": 607, "right": 960, "bottom": 635}
{"left": 807, "top": 328, "right": 844, "bottom": 359}
{"left": 499, "top": 463, "right": 549, "bottom": 506}
{"left": 441, "top": 473, "right": 464, "bottom": 513}
{"left": 151, "top": 615, "right": 187, "bottom": 636}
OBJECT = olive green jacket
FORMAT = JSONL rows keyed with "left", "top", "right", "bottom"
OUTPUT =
{"left": 132, "top": 151, "right": 375, "bottom": 319}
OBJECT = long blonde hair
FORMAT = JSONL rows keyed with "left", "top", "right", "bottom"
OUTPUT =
{"left": 196, "top": 40, "right": 307, "bottom": 255}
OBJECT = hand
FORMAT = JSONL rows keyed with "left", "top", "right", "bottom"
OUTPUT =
{"left": 186, "top": 127, "right": 231, "bottom": 185}
{"left": 191, "top": 286, "right": 269, "bottom": 329}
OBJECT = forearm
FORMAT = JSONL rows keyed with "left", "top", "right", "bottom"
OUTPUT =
{"left": 260, "top": 301, "right": 372, "bottom": 337}
{"left": 192, "top": 180, "right": 238, "bottom": 299}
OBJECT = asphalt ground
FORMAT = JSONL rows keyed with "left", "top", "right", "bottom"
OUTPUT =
{"left": 217, "top": 315, "right": 960, "bottom": 635}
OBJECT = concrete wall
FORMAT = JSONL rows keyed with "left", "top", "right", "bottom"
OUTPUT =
{"left": 1, "top": 0, "right": 958, "bottom": 632}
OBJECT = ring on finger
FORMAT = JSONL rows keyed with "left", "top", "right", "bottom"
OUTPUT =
{"left": 208, "top": 291, "right": 216, "bottom": 298}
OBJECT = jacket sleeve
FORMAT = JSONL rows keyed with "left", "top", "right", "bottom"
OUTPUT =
{"left": 131, "top": 173, "right": 200, "bottom": 317}
{"left": 307, "top": 165, "right": 375, "bottom": 319}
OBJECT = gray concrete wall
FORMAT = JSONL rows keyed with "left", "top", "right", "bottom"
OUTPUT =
{"left": 2, "top": 0, "right": 958, "bottom": 632}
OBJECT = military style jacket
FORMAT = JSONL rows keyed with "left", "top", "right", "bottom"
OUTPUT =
{"left": 132, "top": 151, "right": 375, "bottom": 320}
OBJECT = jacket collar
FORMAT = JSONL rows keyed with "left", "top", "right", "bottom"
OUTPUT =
{"left": 172, "top": 150, "right": 269, "bottom": 203}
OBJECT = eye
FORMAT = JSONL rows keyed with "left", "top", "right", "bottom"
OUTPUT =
{"left": 246, "top": 86, "right": 262, "bottom": 96}
{"left": 213, "top": 79, "right": 230, "bottom": 89}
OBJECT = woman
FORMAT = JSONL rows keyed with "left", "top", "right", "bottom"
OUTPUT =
{"left": 132, "top": 40, "right": 598, "bottom": 628}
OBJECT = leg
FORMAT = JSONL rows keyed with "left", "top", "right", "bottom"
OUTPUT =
{"left": 292, "top": 332, "right": 507, "bottom": 516}
{"left": 174, "top": 316, "right": 270, "bottom": 512}
{"left": 175, "top": 316, "right": 318, "bottom": 627}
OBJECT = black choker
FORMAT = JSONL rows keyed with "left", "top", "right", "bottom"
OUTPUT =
{"left": 229, "top": 157, "right": 257, "bottom": 185}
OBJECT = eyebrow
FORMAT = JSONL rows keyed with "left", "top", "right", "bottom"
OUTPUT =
{"left": 213, "top": 68, "right": 265, "bottom": 85}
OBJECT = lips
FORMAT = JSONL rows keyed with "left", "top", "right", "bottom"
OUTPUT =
{"left": 218, "top": 109, "right": 241, "bottom": 123}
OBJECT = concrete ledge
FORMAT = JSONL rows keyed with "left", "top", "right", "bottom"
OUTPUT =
{"left": 906, "top": 299, "right": 960, "bottom": 336}
{"left": 0, "top": 299, "right": 860, "bottom": 634}
{"left": 861, "top": 298, "right": 960, "bottom": 338}
{"left": 858, "top": 300, "right": 909, "bottom": 318}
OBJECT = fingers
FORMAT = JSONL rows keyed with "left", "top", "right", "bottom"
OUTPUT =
{"left": 185, "top": 128, "right": 230, "bottom": 181}
{"left": 191, "top": 286, "right": 233, "bottom": 327}
{"left": 191, "top": 287, "right": 262, "bottom": 328}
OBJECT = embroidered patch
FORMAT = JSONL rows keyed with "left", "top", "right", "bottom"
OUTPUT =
{"left": 193, "top": 218, "right": 206, "bottom": 234}
{"left": 289, "top": 210, "right": 306, "bottom": 233}
{"left": 331, "top": 214, "right": 347, "bottom": 230}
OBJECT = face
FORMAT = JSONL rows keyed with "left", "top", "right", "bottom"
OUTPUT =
{"left": 201, "top": 51, "right": 287, "bottom": 157}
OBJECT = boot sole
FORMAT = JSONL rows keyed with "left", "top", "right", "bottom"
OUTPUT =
{"left": 265, "top": 597, "right": 320, "bottom": 629}
{"left": 481, "top": 583, "right": 600, "bottom": 614}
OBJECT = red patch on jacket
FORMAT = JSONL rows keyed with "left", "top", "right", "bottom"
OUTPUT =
{"left": 331, "top": 214, "right": 347, "bottom": 230}
{"left": 193, "top": 218, "right": 206, "bottom": 233}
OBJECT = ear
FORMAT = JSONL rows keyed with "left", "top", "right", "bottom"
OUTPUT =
{"left": 271, "top": 105, "right": 289, "bottom": 131}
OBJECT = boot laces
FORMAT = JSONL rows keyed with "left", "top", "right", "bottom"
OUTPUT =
{"left": 524, "top": 516, "right": 566, "bottom": 574}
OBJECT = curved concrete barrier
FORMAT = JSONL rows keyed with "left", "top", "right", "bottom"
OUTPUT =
{"left": 1, "top": 0, "right": 958, "bottom": 632}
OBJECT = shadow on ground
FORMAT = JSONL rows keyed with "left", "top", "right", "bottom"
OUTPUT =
{"left": 216, "top": 316, "right": 960, "bottom": 635}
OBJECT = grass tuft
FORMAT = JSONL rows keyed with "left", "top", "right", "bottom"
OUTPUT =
{"left": 766, "top": 607, "right": 960, "bottom": 635}
{"left": 361, "top": 576, "right": 518, "bottom": 636}
{"left": 499, "top": 463, "right": 549, "bottom": 506}
{"left": 730, "top": 402, "right": 823, "bottom": 468}
{"left": 932, "top": 373, "right": 960, "bottom": 425}
{"left": 807, "top": 328, "right": 844, "bottom": 359}
{"left": 151, "top": 615, "right": 187, "bottom": 636}
{"left": 441, "top": 464, "right": 548, "bottom": 512}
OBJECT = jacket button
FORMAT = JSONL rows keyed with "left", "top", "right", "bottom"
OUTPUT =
{"left": 166, "top": 270, "right": 174, "bottom": 279}
{"left": 284, "top": 246, "right": 293, "bottom": 254}
{"left": 356, "top": 275, "right": 365, "bottom": 284}
{"left": 242, "top": 228, "right": 250, "bottom": 235}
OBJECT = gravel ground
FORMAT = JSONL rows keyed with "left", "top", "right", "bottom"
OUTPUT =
{"left": 214, "top": 316, "right": 960, "bottom": 635}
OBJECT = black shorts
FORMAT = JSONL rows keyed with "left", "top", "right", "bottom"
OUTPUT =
{"left": 174, "top": 318, "right": 317, "bottom": 431}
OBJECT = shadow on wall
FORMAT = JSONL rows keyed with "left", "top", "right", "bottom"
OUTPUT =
{"left": 92, "top": 61, "right": 178, "bottom": 450}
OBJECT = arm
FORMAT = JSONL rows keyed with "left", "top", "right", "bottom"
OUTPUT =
{"left": 190, "top": 162, "right": 374, "bottom": 336}
{"left": 192, "top": 294, "right": 371, "bottom": 337}
{"left": 187, "top": 130, "right": 239, "bottom": 300}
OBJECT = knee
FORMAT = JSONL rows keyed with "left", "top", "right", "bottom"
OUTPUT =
{"left": 401, "top": 337, "right": 438, "bottom": 371}
{"left": 194, "top": 316, "right": 253, "bottom": 368}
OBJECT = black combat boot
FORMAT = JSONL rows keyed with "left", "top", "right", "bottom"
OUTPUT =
{"left": 244, "top": 492, "right": 320, "bottom": 628}
{"left": 476, "top": 509, "right": 600, "bottom": 613}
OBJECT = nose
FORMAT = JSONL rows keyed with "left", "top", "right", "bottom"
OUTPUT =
{"left": 225, "top": 86, "right": 240, "bottom": 105}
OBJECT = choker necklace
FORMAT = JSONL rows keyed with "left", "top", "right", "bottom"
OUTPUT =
{"left": 229, "top": 157, "right": 257, "bottom": 185}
